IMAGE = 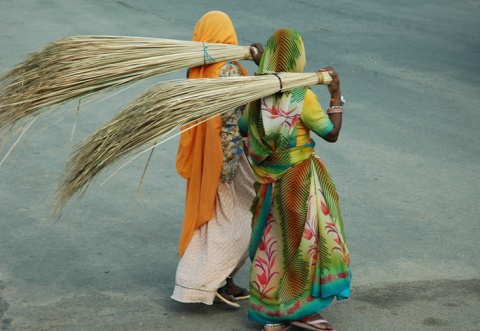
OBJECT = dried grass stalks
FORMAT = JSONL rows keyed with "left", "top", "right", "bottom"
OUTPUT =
{"left": 0, "top": 35, "right": 254, "bottom": 132}
{"left": 53, "top": 71, "right": 331, "bottom": 215}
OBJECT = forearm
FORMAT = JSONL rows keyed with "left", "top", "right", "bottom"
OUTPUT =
{"left": 323, "top": 90, "right": 343, "bottom": 142}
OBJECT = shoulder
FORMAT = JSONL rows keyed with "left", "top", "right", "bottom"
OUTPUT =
{"left": 303, "top": 88, "right": 321, "bottom": 110}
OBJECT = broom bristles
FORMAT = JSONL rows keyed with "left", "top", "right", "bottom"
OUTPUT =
{"left": 0, "top": 35, "right": 255, "bottom": 133}
{"left": 52, "top": 71, "right": 332, "bottom": 215}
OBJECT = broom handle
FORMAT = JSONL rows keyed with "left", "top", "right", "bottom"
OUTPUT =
{"left": 243, "top": 46, "right": 259, "bottom": 60}
{"left": 317, "top": 71, "right": 333, "bottom": 85}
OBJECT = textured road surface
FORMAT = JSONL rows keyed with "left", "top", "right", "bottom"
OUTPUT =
{"left": 1, "top": 1, "right": 479, "bottom": 330}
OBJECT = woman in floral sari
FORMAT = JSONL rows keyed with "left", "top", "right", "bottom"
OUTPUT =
{"left": 239, "top": 28, "right": 351, "bottom": 331}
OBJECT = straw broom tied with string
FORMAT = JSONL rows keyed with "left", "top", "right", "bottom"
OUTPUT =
{"left": 0, "top": 35, "right": 258, "bottom": 133}
{"left": 52, "top": 71, "right": 332, "bottom": 216}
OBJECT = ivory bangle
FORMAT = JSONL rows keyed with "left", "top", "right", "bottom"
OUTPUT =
{"left": 327, "top": 106, "right": 344, "bottom": 114}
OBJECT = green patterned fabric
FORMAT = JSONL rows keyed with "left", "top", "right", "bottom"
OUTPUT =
{"left": 257, "top": 28, "right": 306, "bottom": 75}
{"left": 241, "top": 29, "right": 351, "bottom": 324}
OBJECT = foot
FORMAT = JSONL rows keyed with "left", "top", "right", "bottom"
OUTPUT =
{"left": 224, "top": 277, "right": 250, "bottom": 300}
{"left": 291, "top": 313, "right": 335, "bottom": 330}
{"left": 214, "top": 289, "right": 240, "bottom": 308}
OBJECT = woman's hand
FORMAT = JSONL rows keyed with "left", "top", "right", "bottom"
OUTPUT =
{"left": 250, "top": 43, "right": 264, "bottom": 66}
{"left": 320, "top": 67, "right": 341, "bottom": 99}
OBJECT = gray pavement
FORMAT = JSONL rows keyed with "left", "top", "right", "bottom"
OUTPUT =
{"left": 1, "top": 1, "right": 479, "bottom": 330}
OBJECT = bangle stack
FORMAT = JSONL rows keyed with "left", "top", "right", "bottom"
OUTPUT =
{"left": 327, "top": 105, "right": 344, "bottom": 114}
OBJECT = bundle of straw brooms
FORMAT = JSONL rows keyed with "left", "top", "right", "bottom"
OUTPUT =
{"left": 0, "top": 34, "right": 333, "bottom": 215}
{"left": 0, "top": 35, "right": 258, "bottom": 133}
{"left": 52, "top": 71, "right": 332, "bottom": 215}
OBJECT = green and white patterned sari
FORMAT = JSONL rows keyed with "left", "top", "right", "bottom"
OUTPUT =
{"left": 239, "top": 28, "right": 351, "bottom": 324}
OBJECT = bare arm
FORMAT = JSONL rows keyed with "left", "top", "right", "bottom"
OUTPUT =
{"left": 320, "top": 67, "right": 343, "bottom": 142}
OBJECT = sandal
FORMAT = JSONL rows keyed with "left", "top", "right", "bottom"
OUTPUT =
{"left": 223, "top": 277, "right": 251, "bottom": 300}
{"left": 291, "top": 314, "right": 335, "bottom": 330}
{"left": 262, "top": 323, "right": 292, "bottom": 331}
{"left": 221, "top": 285, "right": 250, "bottom": 300}
{"left": 214, "top": 289, "right": 240, "bottom": 308}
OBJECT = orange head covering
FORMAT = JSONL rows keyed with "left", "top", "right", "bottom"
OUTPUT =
{"left": 186, "top": 11, "right": 244, "bottom": 80}
{"left": 175, "top": 11, "right": 248, "bottom": 256}
{"left": 192, "top": 10, "right": 238, "bottom": 44}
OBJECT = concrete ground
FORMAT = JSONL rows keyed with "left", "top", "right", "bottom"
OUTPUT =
{"left": 1, "top": 0, "right": 479, "bottom": 330}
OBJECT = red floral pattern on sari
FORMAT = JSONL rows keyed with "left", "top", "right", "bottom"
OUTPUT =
{"left": 252, "top": 215, "right": 279, "bottom": 300}
{"left": 261, "top": 98, "right": 300, "bottom": 129}
{"left": 304, "top": 194, "right": 319, "bottom": 264}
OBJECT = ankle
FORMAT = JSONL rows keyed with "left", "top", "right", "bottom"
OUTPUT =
{"left": 225, "top": 276, "right": 235, "bottom": 286}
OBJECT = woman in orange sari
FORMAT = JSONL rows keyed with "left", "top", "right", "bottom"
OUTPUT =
{"left": 171, "top": 11, "right": 262, "bottom": 307}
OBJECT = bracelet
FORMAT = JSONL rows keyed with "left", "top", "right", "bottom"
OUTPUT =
{"left": 327, "top": 106, "right": 344, "bottom": 114}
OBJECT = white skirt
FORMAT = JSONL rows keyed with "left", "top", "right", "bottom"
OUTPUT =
{"left": 171, "top": 154, "right": 255, "bottom": 304}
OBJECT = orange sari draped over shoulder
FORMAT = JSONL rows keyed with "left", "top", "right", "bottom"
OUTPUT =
{"left": 175, "top": 11, "right": 248, "bottom": 256}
